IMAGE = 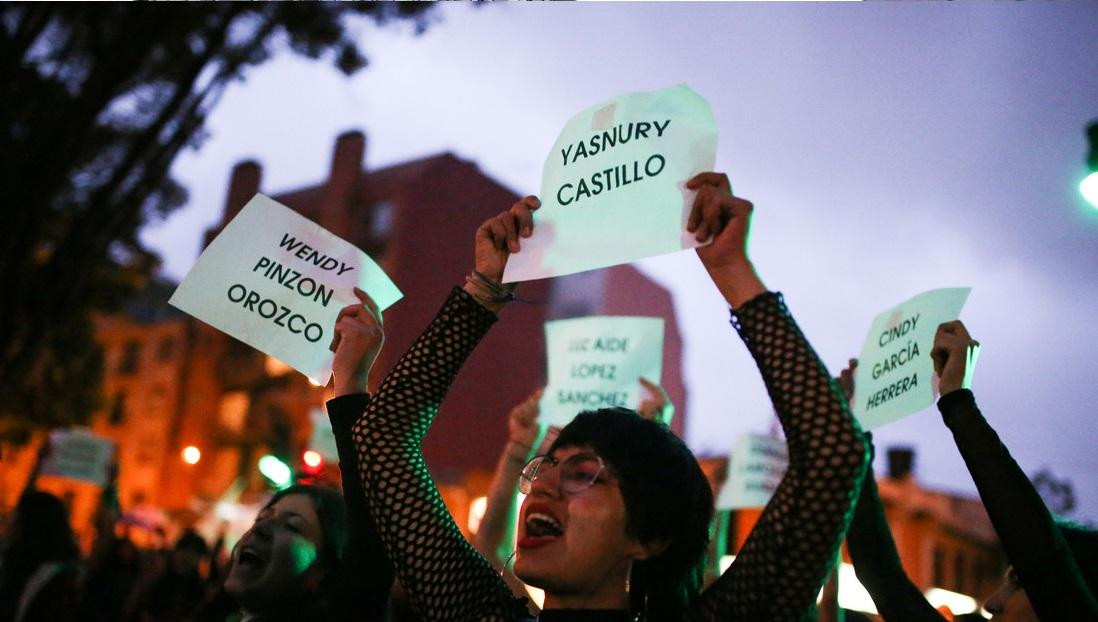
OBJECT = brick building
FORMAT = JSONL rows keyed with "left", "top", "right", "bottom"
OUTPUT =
{"left": 1, "top": 131, "right": 688, "bottom": 538}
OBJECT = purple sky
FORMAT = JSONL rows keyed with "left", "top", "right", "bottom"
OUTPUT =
{"left": 141, "top": 3, "right": 1098, "bottom": 522}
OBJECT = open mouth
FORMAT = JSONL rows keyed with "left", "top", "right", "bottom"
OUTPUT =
{"left": 520, "top": 504, "right": 564, "bottom": 549}
{"left": 525, "top": 512, "right": 564, "bottom": 538}
{"left": 237, "top": 545, "right": 266, "bottom": 570}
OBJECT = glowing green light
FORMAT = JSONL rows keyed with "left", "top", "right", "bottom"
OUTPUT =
{"left": 1081, "top": 171, "right": 1098, "bottom": 209}
{"left": 289, "top": 538, "right": 319, "bottom": 573}
{"left": 258, "top": 455, "right": 292, "bottom": 489}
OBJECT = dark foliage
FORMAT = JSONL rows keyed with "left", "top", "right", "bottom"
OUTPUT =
{"left": 0, "top": 3, "right": 434, "bottom": 442}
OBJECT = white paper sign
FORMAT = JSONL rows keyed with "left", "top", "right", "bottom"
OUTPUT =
{"left": 309, "top": 408, "right": 339, "bottom": 463}
{"left": 539, "top": 316, "right": 664, "bottom": 428}
{"left": 717, "top": 433, "right": 789, "bottom": 510}
{"left": 169, "top": 194, "right": 403, "bottom": 386}
{"left": 41, "top": 428, "right": 115, "bottom": 487}
{"left": 853, "top": 287, "right": 972, "bottom": 429}
{"left": 502, "top": 84, "right": 718, "bottom": 283}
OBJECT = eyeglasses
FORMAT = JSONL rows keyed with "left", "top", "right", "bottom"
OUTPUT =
{"left": 519, "top": 452, "right": 609, "bottom": 495}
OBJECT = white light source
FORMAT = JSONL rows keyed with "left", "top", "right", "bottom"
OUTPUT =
{"left": 467, "top": 496, "right": 488, "bottom": 534}
{"left": 181, "top": 446, "right": 201, "bottom": 464}
{"left": 924, "top": 587, "right": 980, "bottom": 615}
{"left": 1081, "top": 171, "right": 1098, "bottom": 209}
{"left": 836, "top": 563, "right": 879, "bottom": 615}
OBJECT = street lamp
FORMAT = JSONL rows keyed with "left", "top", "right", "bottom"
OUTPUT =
{"left": 181, "top": 445, "right": 201, "bottom": 465}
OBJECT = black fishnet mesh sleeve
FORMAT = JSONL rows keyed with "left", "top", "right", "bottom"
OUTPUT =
{"left": 688, "top": 292, "right": 868, "bottom": 622}
{"left": 351, "top": 288, "right": 530, "bottom": 621}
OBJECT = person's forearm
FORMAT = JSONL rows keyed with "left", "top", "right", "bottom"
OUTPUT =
{"left": 848, "top": 467, "right": 946, "bottom": 622}
{"left": 691, "top": 293, "right": 867, "bottom": 620}
{"left": 941, "top": 390, "right": 1098, "bottom": 620}
{"left": 474, "top": 440, "right": 530, "bottom": 567}
{"left": 352, "top": 287, "right": 520, "bottom": 620}
{"left": 328, "top": 392, "right": 395, "bottom": 611}
{"left": 705, "top": 261, "right": 766, "bottom": 310}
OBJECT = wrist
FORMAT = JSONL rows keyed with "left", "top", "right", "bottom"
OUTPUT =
{"left": 505, "top": 439, "right": 532, "bottom": 462}
{"left": 706, "top": 260, "right": 765, "bottom": 309}
{"left": 462, "top": 272, "right": 515, "bottom": 314}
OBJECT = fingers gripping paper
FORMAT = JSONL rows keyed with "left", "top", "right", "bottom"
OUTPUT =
{"left": 503, "top": 84, "right": 718, "bottom": 283}
{"left": 169, "top": 194, "right": 403, "bottom": 386}
{"left": 539, "top": 316, "right": 664, "bottom": 429}
{"left": 853, "top": 287, "right": 971, "bottom": 430}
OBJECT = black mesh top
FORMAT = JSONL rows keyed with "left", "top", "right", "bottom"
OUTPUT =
{"left": 351, "top": 287, "right": 867, "bottom": 621}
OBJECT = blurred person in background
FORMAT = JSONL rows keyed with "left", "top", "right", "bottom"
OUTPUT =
{"left": 0, "top": 444, "right": 80, "bottom": 622}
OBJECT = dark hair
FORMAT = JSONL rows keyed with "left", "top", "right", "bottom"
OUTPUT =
{"left": 550, "top": 408, "right": 714, "bottom": 621}
{"left": 262, "top": 484, "right": 348, "bottom": 572}
{"left": 174, "top": 528, "right": 210, "bottom": 555}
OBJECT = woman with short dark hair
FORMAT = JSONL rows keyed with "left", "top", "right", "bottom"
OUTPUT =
{"left": 344, "top": 172, "right": 868, "bottom": 621}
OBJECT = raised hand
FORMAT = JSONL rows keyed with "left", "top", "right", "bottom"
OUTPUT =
{"left": 330, "top": 287, "right": 384, "bottom": 396}
{"left": 931, "top": 320, "right": 981, "bottom": 396}
{"left": 837, "top": 358, "right": 858, "bottom": 403}
{"left": 685, "top": 172, "right": 765, "bottom": 308}
{"left": 473, "top": 195, "right": 540, "bottom": 283}
{"left": 507, "top": 388, "right": 543, "bottom": 455}
{"left": 636, "top": 377, "right": 674, "bottom": 426}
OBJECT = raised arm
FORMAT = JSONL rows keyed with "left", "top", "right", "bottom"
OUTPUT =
{"left": 932, "top": 321, "right": 1098, "bottom": 621}
{"left": 848, "top": 447, "right": 947, "bottom": 622}
{"left": 351, "top": 198, "right": 541, "bottom": 621}
{"left": 684, "top": 173, "right": 868, "bottom": 621}
{"left": 475, "top": 388, "right": 542, "bottom": 570}
{"left": 326, "top": 287, "right": 394, "bottom": 620}
{"left": 832, "top": 360, "right": 947, "bottom": 622}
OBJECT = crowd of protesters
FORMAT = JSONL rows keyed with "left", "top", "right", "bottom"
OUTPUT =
{"left": 3, "top": 173, "right": 1097, "bottom": 621}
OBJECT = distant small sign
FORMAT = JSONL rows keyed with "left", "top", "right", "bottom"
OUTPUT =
{"left": 717, "top": 433, "right": 788, "bottom": 510}
{"left": 539, "top": 316, "right": 664, "bottom": 428}
{"left": 41, "top": 428, "right": 115, "bottom": 487}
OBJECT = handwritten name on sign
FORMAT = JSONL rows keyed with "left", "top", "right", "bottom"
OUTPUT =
{"left": 169, "top": 194, "right": 403, "bottom": 386}
{"left": 503, "top": 84, "right": 718, "bottom": 283}
{"left": 853, "top": 287, "right": 971, "bottom": 430}
{"left": 40, "top": 429, "right": 115, "bottom": 487}
{"left": 539, "top": 316, "right": 664, "bottom": 428}
{"left": 716, "top": 433, "right": 789, "bottom": 510}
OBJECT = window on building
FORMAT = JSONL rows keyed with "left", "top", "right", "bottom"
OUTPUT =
{"left": 109, "top": 392, "right": 127, "bottom": 426}
{"left": 118, "top": 340, "right": 141, "bottom": 374}
{"left": 219, "top": 392, "right": 249, "bottom": 433}
{"left": 157, "top": 336, "right": 175, "bottom": 361}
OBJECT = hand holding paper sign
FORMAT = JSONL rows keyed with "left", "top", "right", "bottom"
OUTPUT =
{"left": 837, "top": 358, "right": 858, "bottom": 403}
{"left": 688, "top": 172, "right": 766, "bottom": 310}
{"left": 931, "top": 321, "right": 981, "bottom": 396}
{"left": 464, "top": 196, "right": 540, "bottom": 312}
{"left": 502, "top": 84, "right": 718, "bottom": 283}
{"left": 331, "top": 287, "right": 385, "bottom": 397}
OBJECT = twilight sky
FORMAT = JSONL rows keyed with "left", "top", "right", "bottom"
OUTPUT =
{"left": 141, "top": 3, "right": 1098, "bottom": 522}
